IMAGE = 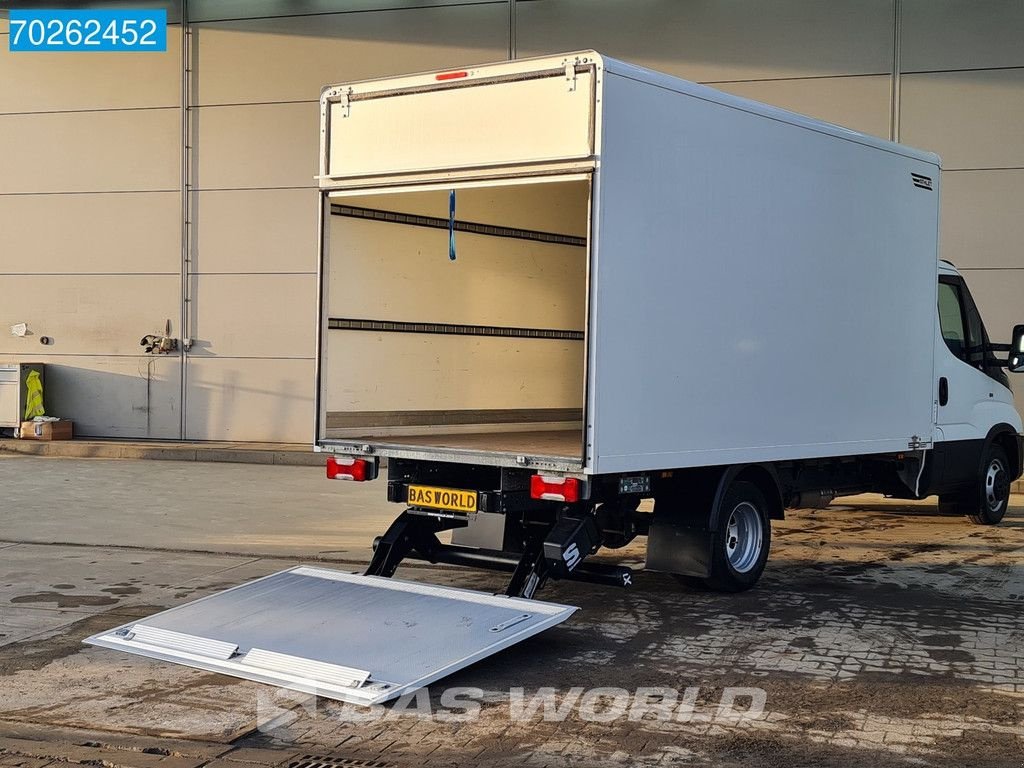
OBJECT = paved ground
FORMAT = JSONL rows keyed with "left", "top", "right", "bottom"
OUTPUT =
{"left": 0, "top": 456, "right": 385, "bottom": 559}
{"left": 1, "top": 453, "right": 1022, "bottom": 767}
{"left": 0, "top": 438, "right": 321, "bottom": 466}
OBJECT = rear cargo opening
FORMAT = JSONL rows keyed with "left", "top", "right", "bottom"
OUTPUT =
{"left": 320, "top": 176, "right": 590, "bottom": 466}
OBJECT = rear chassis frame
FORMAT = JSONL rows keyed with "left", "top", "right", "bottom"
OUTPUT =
{"left": 359, "top": 442, "right": 1017, "bottom": 597}
{"left": 367, "top": 458, "right": 638, "bottom": 598}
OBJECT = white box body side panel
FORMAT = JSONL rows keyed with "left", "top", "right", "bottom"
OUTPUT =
{"left": 588, "top": 69, "right": 941, "bottom": 474}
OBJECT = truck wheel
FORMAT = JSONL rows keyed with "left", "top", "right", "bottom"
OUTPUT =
{"left": 705, "top": 481, "right": 771, "bottom": 592}
{"left": 943, "top": 444, "right": 1011, "bottom": 525}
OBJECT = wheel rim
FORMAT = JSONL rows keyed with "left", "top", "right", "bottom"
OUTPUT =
{"left": 725, "top": 501, "right": 763, "bottom": 573}
{"left": 985, "top": 457, "right": 1008, "bottom": 513}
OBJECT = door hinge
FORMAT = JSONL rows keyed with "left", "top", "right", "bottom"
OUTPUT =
{"left": 338, "top": 90, "right": 351, "bottom": 118}
{"left": 564, "top": 62, "right": 577, "bottom": 92}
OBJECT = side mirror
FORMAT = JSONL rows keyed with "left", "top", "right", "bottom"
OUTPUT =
{"left": 1009, "top": 325, "right": 1024, "bottom": 373}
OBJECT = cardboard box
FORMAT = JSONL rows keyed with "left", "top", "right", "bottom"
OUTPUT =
{"left": 20, "top": 419, "right": 73, "bottom": 441}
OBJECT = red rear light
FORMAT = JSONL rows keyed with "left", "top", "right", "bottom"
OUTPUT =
{"left": 530, "top": 474, "right": 580, "bottom": 503}
{"left": 327, "top": 456, "right": 368, "bottom": 481}
{"left": 436, "top": 70, "right": 468, "bottom": 81}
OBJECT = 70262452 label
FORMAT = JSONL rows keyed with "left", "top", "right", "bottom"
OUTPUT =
{"left": 8, "top": 9, "right": 167, "bottom": 52}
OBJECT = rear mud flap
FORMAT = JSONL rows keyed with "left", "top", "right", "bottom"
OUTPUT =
{"left": 646, "top": 520, "right": 712, "bottom": 578}
{"left": 85, "top": 566, "right": 577, "bottom": 706}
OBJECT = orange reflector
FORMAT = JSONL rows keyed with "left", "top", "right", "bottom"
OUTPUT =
{"left": 436, "top": 70, "right": 468, "bottom": 81}
{"left": 530, "top": 474, "right": 580, "bottom": 503}
{"left": 327, "top": 456, "right": 368, "bottom": 481}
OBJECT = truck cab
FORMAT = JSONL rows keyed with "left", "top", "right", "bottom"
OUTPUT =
{"left": 932, "top": 261, "right": 1024, "bottom": 523}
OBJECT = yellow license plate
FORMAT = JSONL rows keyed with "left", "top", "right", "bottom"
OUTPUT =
{"left": 407, "top": 485, "right": 478, "bottom": 513}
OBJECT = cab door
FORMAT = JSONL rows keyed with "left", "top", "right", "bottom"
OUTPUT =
{"left": 935, "top": 274, "right": 1011, "bottom": 444}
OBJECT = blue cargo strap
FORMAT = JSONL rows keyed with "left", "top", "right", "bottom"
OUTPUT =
{"left": 448, "top": 189, "right": 457, "bottom": 261}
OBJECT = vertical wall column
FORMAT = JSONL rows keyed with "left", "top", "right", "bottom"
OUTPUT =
{"left": 180, "top": 3, "right": 193, "bottom": 439}
{"left": 890, "top": 0, "right": 902, "bottom": 141}
{"left": 508, "top": 0, "right": 517, "bottom": 60}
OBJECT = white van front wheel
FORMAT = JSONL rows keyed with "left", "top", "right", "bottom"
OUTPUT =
{"left": 940, "top": 444, "right": 1010, "bottom": 525}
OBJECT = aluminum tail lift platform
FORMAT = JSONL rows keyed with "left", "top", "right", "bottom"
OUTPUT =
{"left": 86, "top": 507, "right": 635, "bottom": 706}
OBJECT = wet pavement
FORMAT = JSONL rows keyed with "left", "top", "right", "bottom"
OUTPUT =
{"left": 0, "top": 454, "right": 1022, "bottom": 767}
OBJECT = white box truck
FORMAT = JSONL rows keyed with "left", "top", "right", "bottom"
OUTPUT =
{"left": 316, "top": 51, "right": 1024, "bottom": 595}
{"left": 86, "top": 52, "right": 1024, "bottom": 705}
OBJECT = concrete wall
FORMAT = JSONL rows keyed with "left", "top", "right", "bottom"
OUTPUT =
{"left": 185, "top": 1, "right": 508, "bottom": 440}
{"left": 2, "top": 0, "right": 1023, "bottom": 440}
{"left": 0, "top": 7, "right": 184, "bottom": 438}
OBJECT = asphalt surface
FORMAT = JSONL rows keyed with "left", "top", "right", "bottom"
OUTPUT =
{"left": 0, "top": 454, "right": 1022, "bottom": 767}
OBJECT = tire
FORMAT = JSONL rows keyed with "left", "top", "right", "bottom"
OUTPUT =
{"left": 939, "top": 444, "right": 1010, "bottom": 525}
{"left": 704, "top": 481, "right": 772, "bottom": 592}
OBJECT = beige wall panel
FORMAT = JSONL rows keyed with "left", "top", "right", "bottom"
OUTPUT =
{"left": 0, "top": 2, "right": 182, "bottom": 25}
{"left": 329, "top": 218, "right": 586, "bottom": 329}
{"left": 958, "top": 269, "right": 1024, "bottom": 347}
{"left": 516, "top": 0, "right": 893, "bottom": 82}
{"left": 957, "top": 268, "right": 1024, "bottom": 418}
{"left": 325, "top": 332, "right": 584, "bottom": 413}
{"left": 0, "top": 275, "right": 179, "bottom": 356}
{"left": 0, "top": 33, "right": 180, "bottom": 113}
{"left": 195, "top": 189, "right": 318, "bottom": 273}
{"left": 900, "top": 69, "right": 1024, "bottom": 170}
{"left": 0, "top": 192, "right": 179, "bottom": 275}
{"left": 902, "top": 0, "right": 1024, "bottom": 72}
{"left": 4, "top": 2, "right": 184, "bottom": 24}
{"left": 190, "top": 0, "right": 498, "bottom": 22}
{"left": 195, "top": 5, "right": 507, "bottom": 105}
{"left": 0, "top": 354, "right": 181, "bottom": 439}
{"left": 717, "top": 75, "right": 891, "bottom": 139}
{"left": 189, "top": 273, "right": 316, "bottom": 358}
{"left": 940, "top": 170, "right": 1024, "bottom": 270}
{"left": 185, "top": 357, "right": 313, "bottom": 442}
{"left": 195, "top": 101, "right": 318, "bottom": 189}
{"left": 0, "top": 108, "right": 178, "bottom": 194}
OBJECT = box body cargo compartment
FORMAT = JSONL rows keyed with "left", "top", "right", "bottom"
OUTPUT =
{"left": 320, "top": 176, "right": 591, "bottom": 472}
{"left": 316, "top": 51, "right": 940, "bottom": 476}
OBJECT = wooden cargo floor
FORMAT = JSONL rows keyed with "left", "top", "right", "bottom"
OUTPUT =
{"left": 357, "top": 429, "right": 582, "bottom": 459}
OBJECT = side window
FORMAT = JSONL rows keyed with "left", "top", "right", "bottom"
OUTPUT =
{"left": 937, "top": 281, "right": 966, "bottom": 360}
{"left": 938, "top": 276, "right": 1010, "bottom": 388}
{"left": 960, "top": 280, "right": 1010, "bottom": 388}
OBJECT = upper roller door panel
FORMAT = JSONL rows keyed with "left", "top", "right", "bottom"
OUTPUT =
{"left": 319, "top": 53, "right": 600, "bottom": 188}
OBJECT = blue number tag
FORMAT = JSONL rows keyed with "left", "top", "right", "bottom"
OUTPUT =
{"left": 9, "top": 9, "right": 168, "bottom": 52}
